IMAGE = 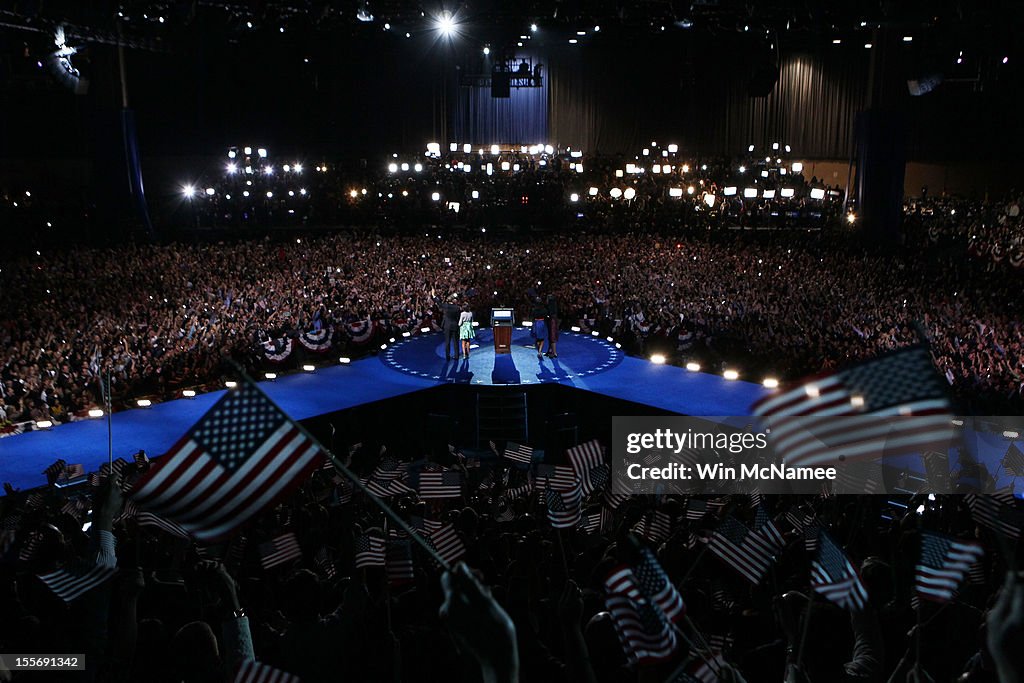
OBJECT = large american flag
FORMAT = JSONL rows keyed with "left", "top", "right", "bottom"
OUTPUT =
{"left": 708, "top": 516, "right": 776, "bottom": 585}
{"left": 811, "top": 530, "right": 867, "bottom": 611}
{"left": 129, "top": 382, "right": 323, "bottom": 542}
{"left": 914, "top": 531, "right": 984, "bottom": 603}
{"left": 567, "top": 440, "right": 606, "bottom": 494}
{"left": 233, "top": 660, "right": 301, "bottom": 683}
{"left": 752, "top": 347, "right": 953, "bottom": 468}
{"left": 604, "top": 547, "right": 685, "bottom": 664}
{"left": 259, "top": 532, "right": 303, "bottom": 570}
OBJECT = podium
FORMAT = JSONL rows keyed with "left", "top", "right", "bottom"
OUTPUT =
{"left": 492, "top": 308, "right": 514, "bottom": 354}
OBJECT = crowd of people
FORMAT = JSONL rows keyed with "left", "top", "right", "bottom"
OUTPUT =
{"left": 905, "top": 193, "right": 1024, "bottom": 272}
{"left": 2, "top": 220, "right": 1023, "bottom": 431}
{"left": 0, "top": 436, "right": 1022, "bottom": 683}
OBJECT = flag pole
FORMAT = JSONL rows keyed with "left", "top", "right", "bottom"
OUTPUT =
{"left": 228, "top": 361, "right": 452, "bottom": 572}
{"left": 105, "top": 370, "right": 113, "bottom": 468}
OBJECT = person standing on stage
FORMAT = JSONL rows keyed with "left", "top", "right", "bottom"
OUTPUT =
{"left": 545, "top": 294, "right": 559, "bottom": 358}
{"left": 458, "top": 309, "right": 475, "bottom": 359}
{"left": 440, "top": 294, "right": 461, "bottom": 360}
{"left": 530, "top": 297, "right": 548, "bottom": 360}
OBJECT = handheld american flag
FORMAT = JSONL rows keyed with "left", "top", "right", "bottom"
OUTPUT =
{"left": 259, "top": 532, "right": 303, "bottom": 570}
{"left": 604, "top": 546, "right": 685, "bottom": 664}
{"left": 811, "top": 530, "right": 867, "bottom": 611}
{"left": 234, "top": 660, "right": 301, "bottom": 683}
{"left": 38, "top": 561, "right": 117, "bottom": 603}
{"left": 914, "top": 531, "right": 983, "bottom": 603}
{"left": 708, "top": 516, "right": 775, "bottom": 585}
{"left": 752, "top": 347, "right": 953, "bottom": 468}
{"left": 567, "top": 440, "right": 606, "bottom": 494}
{"left": 129, "top": 382, "right": 323, "bottom": 542}
{"left": 354, "top": 533, "right": 386, "bottom": 568}
{"left": 503, "top": 442, "right": 535, "bottom": 466}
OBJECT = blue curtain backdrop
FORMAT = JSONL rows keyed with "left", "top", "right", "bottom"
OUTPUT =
{"left": 452, "top": 76, "right": 549, "bottom": 145}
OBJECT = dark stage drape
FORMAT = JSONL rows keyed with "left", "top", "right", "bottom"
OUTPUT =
{"left": 452, "top": 74, "right": 549, "bottom": 145}
{"left": 546, "top": 38, "right": 869, "bottom": 158}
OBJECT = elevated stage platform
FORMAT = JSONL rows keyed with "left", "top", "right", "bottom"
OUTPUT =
{"left": 0, "top": 329, "right": 767, "bottom": 491}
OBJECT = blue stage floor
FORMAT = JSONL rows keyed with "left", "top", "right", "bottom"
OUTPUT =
{"left": 0, "top": 329, "right": 769, "bottom": 491}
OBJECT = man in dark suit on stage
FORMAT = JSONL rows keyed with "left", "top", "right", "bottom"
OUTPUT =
{"left": 440, "top": 294, "right": 461, "bottom": 360}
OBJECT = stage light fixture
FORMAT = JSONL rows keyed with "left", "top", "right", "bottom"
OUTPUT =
{"left": 137, "top": 399, "right": 152, "bottom": 407}
{"left": 704, "top": 194, "right": 716, "bottom": 207}
{"left": 531, "top": 23, "right": 537, "bottom": 32}
{"left": 588, "top": 187, "right": 598, "bottom": 196}
{"left": 1004, "top": 430, "right": 1020, "bottom": 439}
{"left": 258, "top": 148, "right": 267, "bottom": 158}
{"left": 182, "top": 185, "right": 195, "bottom": 198}
{"left": 780, "top": 188, "right": 795, "bottom": 198}
{"left": 762, "top": 377, "right": 779, "bottom": 389}
{"left": 669, "top": 188, "right": 683, "bottom": 197}
{"left": 650, "top": 354, "right": 667, "bottom": 365}
{"left": 431, "top": 192, "right": 441, "bottom": 201}
{"left": 903, "top": 36, "right": 913, "bottom": 42}
{"left": 791, "top": 162, "right": 803, "bottom": 172}
{"left": 436, "top": 11, "right": 456, "bottom": 36}
{"left": 205, "top": 188, "right": 215, "bottom": 196}
{"left": 88, "top": 408, "right": 104, "bottom": 418}
{"left": 668, "top": 144, "right": 678, "bottom": 153}
{"left": 763, "top": 189, "right": 775, "bottom": 199}
{"left": 810, "top": 188, "right": 826, "bottom": 199}
{"left": 723, "top": 370, "right": 739, "bottom": 381}
{"left": 743, "top": 188, "right": 758, "bottom": 198}
{"left": 610, "top": 188, "right": 622, "bottom": 198}
{"left": 685, "top": 362, "right": 701, "bottom": 372}
{"left": 687, "top": 186, "right": 695, "bottom": 195}
{"left": 182, "top": 390, "right": 196, "bottom": 398}
{"left": 738, "top": 165, "right": 746, "bottom": 173}
{"left": 35, "top": 420, "right": 53, "bottom": 429}
{"left": 264, "top": 372, "right": 277, "bottom": 380}
{"left": 569, "top": 39, "right": 578, "bottom": 44}
{"left": 723, "top": 186, "right": 737, "bottom": 196}
{"left": 833, "top": 38, "right": 841, "bottom": 44}
{"left": 483, "top": 46, "right": 490, "bottom": 55}
{"left": 847, "top": 213, "right": 857, "bottom": 224}
{"left": 850, "top": 395, "right": 865, "bottom": 408}
{"left": 414, "top": 163, "right": 423, "bottom": 172}
{"left": 570, "top": 193, "right": 579, "bottom": 202}
{"left": 623, "top": 188, "right": 636, "bottom": 200}
{"left": 227, "top": 163, "right": 237, "bottom": 174}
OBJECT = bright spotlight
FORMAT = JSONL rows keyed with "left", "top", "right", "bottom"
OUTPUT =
{"left": 136, "top": 399, "right": 152, "bottom": 407}
{"left": 685, "top": 362, "right": 701, "bottom": 372}
{"left": 570, "top": 193, "right": 579, "bottom": 202}
{"left": 847, "top": 212, "right": 857, "bottom": 224}
{"left": 293, "top": 163, "right": 302, "bottom": 173}
{"left": 650, "top": 354, "right": 667, "bottom": 365}
{"left": 723, "top": 369, "right": 739, "bottom": 381}
{"left": 88, "top": 408, "right": 104, "bottom": 418}
{"left": 264, "top": 372, "right": 277, "bottom": 380}
{"left": 436, "top": 12, "right": 456, "bottom": 36}
{"left": 530, "top": 23, "right": 537, "bottom": 32}
{"left": 35, "top": 420, "right": 53, "bottom": 429}
{"left": 762, "top": 377, "right": 779, "bottom": 389}
{"left": 205, "top": 187, "right": 215, "bottom": 196}
{"left": 791, "top": 162, "right": 803, "bottom": 173}
{"left": 723, "top": 186, "right": 737, "bottom": 196}
{"left": 182, "top": 185, "right": 195, "bottom": 198}
{"left": 226, "top": 163, "right": 237, "bottom": 174}
{"left": 669, "top": 188, "right": 683, "bottom": 197}
{"left": 588, "top": 186, "right": 598, "bottom": 196}
{"left": 431, "top": 192, "right": 441, "bottom": 201}
{"left": 182, "top": 389, "right": 196, "bottom": 398}
{"left": 623, "top": 187, "right": 637, "bottom": 200}
{"left": 339, "top": 357, "right": 351, "bottom": 364}
{"left": 810, "top": 188, "right": 826, "bottom": 200}
{"left": 257, "top": 148, "right": 267, "bottom": 158}
{"left": 609, "top": 188, "right": 622, "bottom": 199}
{"left": 483, "top": 46, "right": 490, "bottom": 55}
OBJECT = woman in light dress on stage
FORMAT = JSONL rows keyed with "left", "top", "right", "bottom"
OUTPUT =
{"left": 459, "top": 310, "right": 475, "bottom": 359}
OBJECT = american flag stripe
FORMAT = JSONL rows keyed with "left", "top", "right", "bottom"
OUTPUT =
{"left": 427, "top": 524, "right": 466, "bottom": 565}
{"left": 259, "top": 532, "right": 302, "bottom": 570}
{"left": 568, "top": 440, "right": 605, "bottom": 494}
{"left": 546, "top": 482, "right": 583, "bottom": 528}
{"left": 633, "top": 511, "right": 672, "bottom": 545}
{"left": 136, "top": 511, "right": 190, "bottom": 539}
{"left": 38, "top": 564, "right": 117, "bottom": 602}
{"left": 605, "top": 595, "right": 678, "bottom": 662}
{"left": 386, "top": 539, "right": 415, "bottom": 584}
{"left": 535, "top": 464, "right": 579, "bottom": 491}
{"left": 233, "top": 660, "right": 301, "bottom": 683}
{"left": 769, "top": 415, "right": 954, "bottom": 467}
